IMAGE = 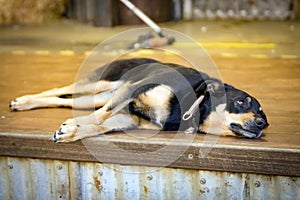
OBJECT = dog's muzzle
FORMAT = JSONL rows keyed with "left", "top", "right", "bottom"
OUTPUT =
{"left": 229, "top": 117, "right": 268, "bottom": 139}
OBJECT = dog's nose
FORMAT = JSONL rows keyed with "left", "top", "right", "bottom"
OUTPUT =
{"left": 255, "top": 118, "right": 267, "bottom": 129}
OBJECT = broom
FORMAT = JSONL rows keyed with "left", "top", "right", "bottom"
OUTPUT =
{"left": 120, "top": 0, "right": 175, "bottom": 49}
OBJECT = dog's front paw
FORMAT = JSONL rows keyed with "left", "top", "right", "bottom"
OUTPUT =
{"left": 53, "top": 123, "right": 81, "bottom": 143}
{"left": 53, "top": 118, "right": 83, "bottom": 142}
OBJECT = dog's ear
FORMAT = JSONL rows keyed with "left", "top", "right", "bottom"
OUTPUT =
{"left": 196, "top": 79, "right": 224, "bottom": 95}
{"left": 206, "top": 80, "right": 223, "bottom": 93}
{"left": 235, "top": 96, "right": 252, "bottom": 110}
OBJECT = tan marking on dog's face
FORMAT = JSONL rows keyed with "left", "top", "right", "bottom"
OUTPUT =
{"left": 224, "top": 112, "right": 254, "bottom": 127}
{"left": 133, "top": 85, "right": 173, "bottom": 127}
{"left": 199, "top": 104, "right": 255, "bottom": 136}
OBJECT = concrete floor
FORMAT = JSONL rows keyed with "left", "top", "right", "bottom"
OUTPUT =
{"left": 0, "top": 19, "right": 299, "bottom": 58}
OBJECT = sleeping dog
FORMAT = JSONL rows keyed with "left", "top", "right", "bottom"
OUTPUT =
{"left": 10, "top": 58, "right": 268, "bottom": 142}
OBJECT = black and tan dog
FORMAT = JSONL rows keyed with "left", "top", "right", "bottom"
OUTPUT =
{"left": 10, "top": 58, "right": 268, "bottom": 142}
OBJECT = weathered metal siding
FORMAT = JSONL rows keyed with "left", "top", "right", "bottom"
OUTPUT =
{"left": 0, "top": 157, "right": 70, "bottom": 200}
{"left": 0, "top": 156, "right": 299, "bottom": 200}
{"left": 186, "top": 0, "right": 294, "bottom": 20}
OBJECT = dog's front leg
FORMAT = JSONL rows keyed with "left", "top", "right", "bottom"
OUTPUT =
{"left": 53, "top": 108, "right": 111, "bottom": 143}
{"left": 54, "top": 97, "right": 132, "bottom": 142}
{"left": 54, "top": 113, "right": 157, "bottom": 143}
{"left": 53, "top": 123, "right": 106, "bottom": 143}
{"left": 54, "top": 83, "right": 135, "bottom": 142}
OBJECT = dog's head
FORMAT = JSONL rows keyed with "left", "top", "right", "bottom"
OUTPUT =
{"left": 223, "top": 84, "right": 269, "bottom": 138}
{"left": 199, "top": 82, "right": 269, "bottom": 138}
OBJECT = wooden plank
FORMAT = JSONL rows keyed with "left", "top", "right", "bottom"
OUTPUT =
{"left": 0, "top": 54, "right": 299, "bottom": 176}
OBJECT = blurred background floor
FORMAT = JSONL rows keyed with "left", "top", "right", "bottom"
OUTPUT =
{"left": 0, "top": 19, "right": 299, "bottom": 58}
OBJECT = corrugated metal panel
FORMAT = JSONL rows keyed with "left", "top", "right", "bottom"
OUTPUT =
{"left": 0, "top": 156, "right": 299, "bottom": 200}
{"left": 0, "top": 157, "right": 70, "bottom": 200}
{"left": 188, "top": 0, "right": 294, "bottom": 20}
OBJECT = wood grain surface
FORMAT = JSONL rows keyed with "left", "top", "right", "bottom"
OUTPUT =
{"left": 0, "top": 53, "right": 299, "bottom": 176}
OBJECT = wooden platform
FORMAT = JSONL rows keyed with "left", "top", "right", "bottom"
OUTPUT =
{"left": 0, "top": 53, "right": 299, "bottom": 176}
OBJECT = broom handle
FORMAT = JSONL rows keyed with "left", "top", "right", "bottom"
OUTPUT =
{"left": 120, "top": 0, "right": 166, "bottom": 37}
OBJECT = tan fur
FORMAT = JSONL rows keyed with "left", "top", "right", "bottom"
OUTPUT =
{"left": 199, "top": 104, "right": 227, "bottom": 135}
{"left": 199, "top": 104, "right": 255, "bottom": 136}
{"left": 132, "top": 85, "right": 173, "bottom": 127}
{"left": 10, "top": 80, "right": 123, "bottom": 110}
{"left": 54, "top": 113, "right": 162, "bottom": 142}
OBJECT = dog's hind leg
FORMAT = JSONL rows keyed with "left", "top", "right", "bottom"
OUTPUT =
{"left": 10, "top": 90, "right": 114, "bottom": 111}
{"left": 10, "top": 80, "right": 122, "bottom": 111}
